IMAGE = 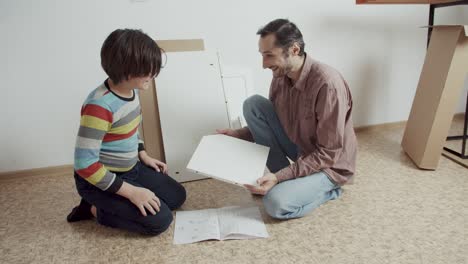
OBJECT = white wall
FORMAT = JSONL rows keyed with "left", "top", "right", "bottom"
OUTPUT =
{"left": 0, "top": 0, "right": 467, "bottom": 172}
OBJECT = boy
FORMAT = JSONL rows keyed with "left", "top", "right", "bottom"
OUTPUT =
{"left": 67, "top": 29, "right": 186, "bottom": 236}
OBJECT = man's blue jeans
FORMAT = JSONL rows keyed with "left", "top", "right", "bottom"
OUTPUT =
{"left": 243, "top": 95, "right": 342, "bottom": 219}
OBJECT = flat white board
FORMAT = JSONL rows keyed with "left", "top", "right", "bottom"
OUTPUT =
{"left": 187, "top": 134, "right": 269, "bottom": 186}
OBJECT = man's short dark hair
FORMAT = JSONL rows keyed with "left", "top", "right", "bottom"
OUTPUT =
{"left": 257, "top": 19, "right": 305, "bottom": 56}
{"left": 101, "top": 29, "right": 162, "bottom": 84}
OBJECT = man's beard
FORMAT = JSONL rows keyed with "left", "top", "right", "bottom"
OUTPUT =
{"left": 273, "top": 63, "right": 293, "bottom": 77}
{"left": 274, "top": 52, "right": 293, "bottom": 77}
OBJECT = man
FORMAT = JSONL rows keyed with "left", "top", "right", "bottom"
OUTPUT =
{"left": 217, "top": 19, "right": 357, "bottom": 220}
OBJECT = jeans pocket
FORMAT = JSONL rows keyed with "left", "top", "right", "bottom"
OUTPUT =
{"left": 321, "top": 172, "right": 338, "bottom": 190}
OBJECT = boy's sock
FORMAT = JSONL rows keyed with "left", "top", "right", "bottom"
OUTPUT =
{"left": 66, "top": 199, "right": 93, "bottom": 222}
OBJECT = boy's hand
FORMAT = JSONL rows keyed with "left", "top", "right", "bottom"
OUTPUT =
{"left": 244, "top": 173, "right": 278, "bottom": 195}
{"left": 129, "top": 186, "right": 161, "bottom": 216}
{"left": 139, "top": 151, "right": 168, "bottom": 174}
{"left": 117, "top": 182, "right": 161, "bottom": 216}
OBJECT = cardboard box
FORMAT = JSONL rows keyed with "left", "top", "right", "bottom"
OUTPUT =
{"left": 139, "top": 39, "right": 205, "bottom": 162}
{"left": 402, "top": 25, "right": 468, "bottom": 169}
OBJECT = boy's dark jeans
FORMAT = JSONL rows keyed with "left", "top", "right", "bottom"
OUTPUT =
{"left": 74, "top": 162, "right": 186, "bottom": 235}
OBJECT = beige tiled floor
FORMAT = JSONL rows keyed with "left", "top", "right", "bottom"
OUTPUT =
{"left": 0, "top": 118, "right": 467, "bottom": 264}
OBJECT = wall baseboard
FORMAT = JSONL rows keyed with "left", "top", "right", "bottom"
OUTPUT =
{"left": 0, "top": 164, "right": 73, "bottom": 181}
{"left": 353, "top": 112, "right": 465, "bottom": 133}
{"left": 1, "top": 113, "right": 464, "bottom": 179}
{"left": 354, "top": 120, "right": 407, "bottom": 133}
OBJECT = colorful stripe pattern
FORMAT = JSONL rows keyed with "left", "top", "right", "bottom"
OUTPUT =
{"left": 74, "top": 81, "right": 144, "bottom": 191}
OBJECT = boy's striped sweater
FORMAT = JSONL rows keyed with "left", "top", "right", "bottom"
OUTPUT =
{"left": 74, "top": 80, "right": 144, "bottom": 192}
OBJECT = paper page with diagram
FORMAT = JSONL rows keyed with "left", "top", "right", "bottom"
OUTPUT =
{"left": 174, "top": 206, "right": 268, "bottom": 245}
{"left": 217, "top": 206, "right": 269, "bottom": 240}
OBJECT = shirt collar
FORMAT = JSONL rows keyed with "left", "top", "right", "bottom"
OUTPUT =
{"left": 291, "top": 53, "right": 312, "bottom": 91}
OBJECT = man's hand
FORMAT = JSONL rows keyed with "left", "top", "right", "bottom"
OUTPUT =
{"left": 139, "top": 151, "right": 168, "bottom": 174}
{"left": 244, "top": 172, "right": 278, "bottom": 195}
{"left": 216, "top": 128, "right": 241, "bottom": 139}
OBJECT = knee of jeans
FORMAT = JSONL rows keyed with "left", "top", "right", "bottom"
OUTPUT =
{"left": 243, "top": 95, "right": 267, "bottom": 117}
{"left": 140, "top": 209, "right": 173, "bottom": 236}
{"left": 170, "top": 185, "right": 187, "bottom": 210}
{"left": 263, "top": 192, "right": 291, "bottom": 220}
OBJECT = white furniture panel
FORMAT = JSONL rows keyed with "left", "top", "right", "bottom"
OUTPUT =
{"left": 156, "top": 51, "right": 230, "bottom": 182}
{"left": 187, "top": 134, "right": 269, "bottom": 186}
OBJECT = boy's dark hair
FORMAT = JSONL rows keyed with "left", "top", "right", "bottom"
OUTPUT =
{"left": 257, "top": 19, "right": 305, "bottom": 56}
{"left": 101, "top": 29, "right": 163, "bottom": 84}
